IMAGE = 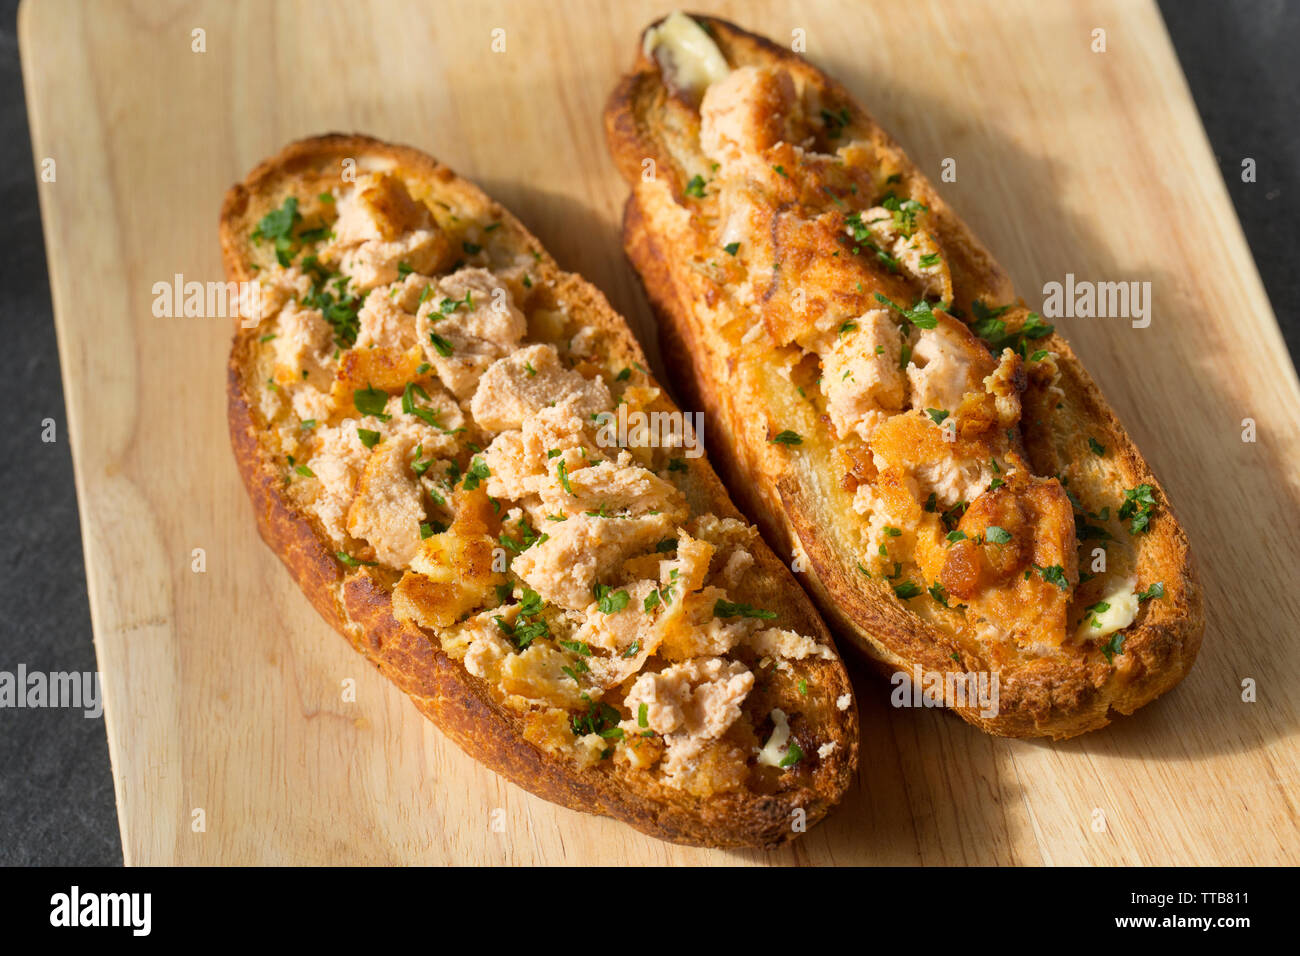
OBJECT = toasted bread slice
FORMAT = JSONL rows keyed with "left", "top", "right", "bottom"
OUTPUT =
{"left": 222, "top": 134, "right": 858, "bottom": 847}
{"left": 604, "top": 14, "right": 1203, "bottom": 738}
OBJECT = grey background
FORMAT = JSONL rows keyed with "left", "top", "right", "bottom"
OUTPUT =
{"left": 1, "top": 0, "right": 1296, "bottom": 865}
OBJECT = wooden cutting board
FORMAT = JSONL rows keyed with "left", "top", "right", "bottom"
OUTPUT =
{"left": 20, "top": 0, "right": 1300, "bottom": 865}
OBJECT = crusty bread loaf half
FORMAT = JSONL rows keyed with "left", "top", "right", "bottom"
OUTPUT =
{"left": 604, "top": 14, "right": 1203, "bottom": 738}
{"left": 222, "top": 133, "right": 858, "bottom": 847}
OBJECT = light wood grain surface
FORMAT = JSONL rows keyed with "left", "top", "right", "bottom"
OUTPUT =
{"left": 19, "top": 0, "right": 1300, "bottom": 865}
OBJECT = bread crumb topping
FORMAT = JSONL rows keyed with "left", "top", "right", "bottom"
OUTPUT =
{"left": 244, "top": 170, "right": 842, "bottom": 793}
{"left": 656, "top": 46, "right": 1159, "bottom": 664}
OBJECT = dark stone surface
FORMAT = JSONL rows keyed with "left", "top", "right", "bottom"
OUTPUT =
{"left": 1160, "top": 0, "right": 1299, "bottom": 358}
{"left": 0, "top": 0, "right": 1294, "bottom": 864}
{"left": 0, "top": 0, "right": 121, "bottom": 865}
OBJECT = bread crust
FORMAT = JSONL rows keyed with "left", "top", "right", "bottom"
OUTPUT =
{"left": 605, "top": 16, "right": 1203, "bottom": 739}
{"left": 223, "top": 133, "right": 858, "bottom": 847}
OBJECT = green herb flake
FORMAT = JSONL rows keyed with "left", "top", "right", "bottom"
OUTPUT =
{"left": 555, "top": 459, "right": 575, "bottom": 495}
{"left": 428, "top": 332, "right": 454, "bottom": 357}
{"left": 713, "top": 600, "right": 777, "bottom": 620}
{"left": 874, "top": 292, "right": 938, "bottom": 329}
{"left": 779, "top": 740, "right": 803, "bottom": 768}
{"left": 353, "top": 385, "right": 390, "bottom": 419}
{"left": 460, "top": 457, "right": 490, "bottom": 491}
{"left": 1137, "top": 581, "right": 1166, "bottom": 602}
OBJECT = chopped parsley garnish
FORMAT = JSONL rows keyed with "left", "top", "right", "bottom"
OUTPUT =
{"left": 893, "top": 581, "right": 923, "bottom": 600}
{"left": 940, "top": 501, "right": 969, "bottom": 531}
{"left": 410, "top": 444, "right": 433, "bottom": 477}
{"left": 335, "top": 551, "right": 376, "bottom": 568}
{"left": 1032, "top": 563, "right": 1070, "bottom": 591}
{"left": 713, "top": 600, "right": 777, "bottom": 620}
{"left": 919, "top": 252, "right": 942, "bottom": 268}
{"left": 594, "top": 584, "right": 630, "bottom": 614}
{"left": 1075, "top": 506, "right": 1114, "bottom": 541}
{"left": 561, "top": 661, "right": 590, "bottom": 683}
{"left": 928, "top": 582, "right": 950, "bottom": 607}
{"left": 437, "top": 290, "right": 474, "bottom": 315}
{"left": 1118, "top": 484, "right": 1156, "bottom": 534}
{"left": 820, "top": 106, "right": 851, "bottom": 138}
{"left": 462, "top": 241, "right": 482, "bottom": 255}
{"left": 779, "top": 740, "right": 803, "bottom": 768}
{"left": 1137, "top": 581, "right": 1166, "bottom": 601}
{"left": 881, "top": 194, "right": 928, "bottom": 236}
{"left": 294, "top": 464, "right": 315, "bottom": 478}
{"left": 460, "top": 457, "right": 490, "bottom": 491}
{"left": 1084, "top": 600, "right": 1111, "bottom": 629}
{"left": 353, "top": 385, "right": 390, "bottom": 419}
{"left": 495, "top": 589, "right": 549, "bottom": 650}
{"left": 684, "top": 174, "right": 707, "bottom": 198}
{"left": 874, "top": 292, "right": 939, "bottom": 329}
{"left": 843, "top": 212, "right": 901, "bottom": 272}
{"left": 300, "top": 255, "right": 365, "bottom": 347}
{"left": 1088, "top": 437, "right": 1106, "bottom": 456}
{"left": 984, "top": 526, "right": 1013, "bottom": 544}
{"left": 428, "top": 332, "right": 454, "bottom": 357}
{"left": 498, "top": 519, "right": 542, "bottom": 555}
{"left": 251, "top": 196, "right": 302, "bottom": 267}
{"left": 724, "top": 242, "right": 740, "bottom": 256}
{"left": 926, "top": 408, "right": 950, "bottom": 425}
{"left": 570, "top": 696, "right": 620, "bottom": 737}
{"left": 970, "top": 300, "right": 1054, "bottom": 358}
{"left": 1100, "top": 631, "right": 1127, "bottom": 664}
{"left": 555, "top": 459, "right": 575, "bottom": 495}
{"left": 770, "top": 430, "right": 803, "bottom": 446}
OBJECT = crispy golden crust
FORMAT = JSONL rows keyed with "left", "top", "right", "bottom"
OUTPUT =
{"left": 605, "top": 17, "right": 1203, "bottom": 739}
{"left": 223, "top": 133, "right": 858, "bottom": 847}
